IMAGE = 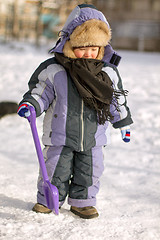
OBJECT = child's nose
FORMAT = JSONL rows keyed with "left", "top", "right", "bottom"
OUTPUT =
{"left": 84, "top": 49, "right": 91, "bottom": 58}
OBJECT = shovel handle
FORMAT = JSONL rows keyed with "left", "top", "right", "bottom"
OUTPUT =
{"left": 27, "top": 106, "right": 49, "bottom": 181}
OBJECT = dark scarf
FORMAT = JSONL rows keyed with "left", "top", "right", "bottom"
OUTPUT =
{"left": 55, "top": 53, "right": 124, "bottom": 125}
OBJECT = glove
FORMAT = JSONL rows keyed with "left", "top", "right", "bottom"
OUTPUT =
{"left": 120, "top": 126, "right": 130, "bottom": 142}
{"left": 17, "top": 103, "right": 31, "bottom": 117}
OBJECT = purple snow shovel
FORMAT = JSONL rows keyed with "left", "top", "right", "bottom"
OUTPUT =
{"left": 27, "top": 106, "right": 59, "bottom": 215}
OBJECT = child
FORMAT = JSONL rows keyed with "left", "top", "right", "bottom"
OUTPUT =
{"left": 18, "top": 4, "right": 133, "bottom": 219}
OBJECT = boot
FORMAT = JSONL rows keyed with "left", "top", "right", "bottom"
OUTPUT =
{"left": 70, "top": 206, "right": 99, "bottom": 219}
{"left": 32, "top": 203, "right": 52, "bottom": 214}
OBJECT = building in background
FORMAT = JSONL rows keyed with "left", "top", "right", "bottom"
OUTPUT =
{"left": 94, "top": 0, "right": 160, "bottom": 51}
{"left": 0, "top": 0, "right": 159, "bottom": 51}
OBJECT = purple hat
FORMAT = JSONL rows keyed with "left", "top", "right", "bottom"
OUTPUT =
{"left": 49, "top": 4, "right": 121, "bottom": 66}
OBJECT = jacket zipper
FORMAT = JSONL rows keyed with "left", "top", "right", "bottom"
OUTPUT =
{"left": 80, "top": 99, "right": 84, "bottom": 151}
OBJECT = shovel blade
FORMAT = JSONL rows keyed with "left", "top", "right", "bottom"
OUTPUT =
{"left": 43, "top": 181, "right": 59, "bottom": 215}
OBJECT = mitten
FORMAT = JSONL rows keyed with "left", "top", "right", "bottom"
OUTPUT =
{"left": 120, "top": 126, "right": 130, "bottom": 142}
{"left": 17, "top": 103, "right": 31, "bottom": 117}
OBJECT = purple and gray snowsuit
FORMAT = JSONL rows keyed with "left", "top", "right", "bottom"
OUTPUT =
{"left": 20, "top": 4, "right": 133, "bottom": 208}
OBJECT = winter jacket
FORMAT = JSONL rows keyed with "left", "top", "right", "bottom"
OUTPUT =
{"left": 20, "top": 4, "right": 133, "bottom": 152}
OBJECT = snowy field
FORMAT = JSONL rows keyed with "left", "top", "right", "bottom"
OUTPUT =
{"left": 0, "top": 41, "right": 160, "bottom": 240}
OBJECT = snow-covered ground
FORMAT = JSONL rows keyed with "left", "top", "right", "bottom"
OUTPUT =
{"left": 0, "top": 41, "right": 160, "bottom": 240}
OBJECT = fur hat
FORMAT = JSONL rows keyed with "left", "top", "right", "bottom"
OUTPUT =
{"left": 63, "top": 19, "right": 111, "bottom": 59}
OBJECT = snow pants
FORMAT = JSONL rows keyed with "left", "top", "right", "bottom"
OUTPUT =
{"left": 37, "top": 145, "right": 104, "bottom": 208}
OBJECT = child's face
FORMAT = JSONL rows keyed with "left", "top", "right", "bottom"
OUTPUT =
{"left": 73, "top": 46, "right": 99, "bottom": 59}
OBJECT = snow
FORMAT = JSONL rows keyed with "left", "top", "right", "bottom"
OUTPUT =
{"left": 0, "top": 41, "right": 160, "bottom": 240}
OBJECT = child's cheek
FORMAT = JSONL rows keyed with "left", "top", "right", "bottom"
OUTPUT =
{"left": 92, "top": 50, "right": 99, "bottom": 59}
{"left": 74, "top": 50, "right": 83, "bottom": 58}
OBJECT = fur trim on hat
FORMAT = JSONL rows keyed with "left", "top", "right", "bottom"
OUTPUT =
{"left": 63, "top": 41, "right": 76, "bottom": 58}
{"left": 70, "top": 19, "right": 111, "bottom": 47}
{"left": 63, "top": 19, "right": 111, "bottom": 59}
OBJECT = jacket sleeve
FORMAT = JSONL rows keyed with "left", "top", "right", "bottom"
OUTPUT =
{"left": 19, "top": 58, "right": 56, "bottom": 117}
{"left": 103, "top": 65, "right": 133, "bottom": 128}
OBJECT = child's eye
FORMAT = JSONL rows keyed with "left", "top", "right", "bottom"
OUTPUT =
{"left": 92, "top": 48, "right": 98, "bottom": 51}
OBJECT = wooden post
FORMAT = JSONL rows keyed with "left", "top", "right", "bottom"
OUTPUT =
{"left": 35, "top": 0, "right": 42, "bottom": 47}
{"left": 12, "top": 0, "right": 19, "bottom": 39}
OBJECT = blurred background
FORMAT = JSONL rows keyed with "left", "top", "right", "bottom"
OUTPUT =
{"left": 0, "top": 0, "right": 160, "bottom": 51}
